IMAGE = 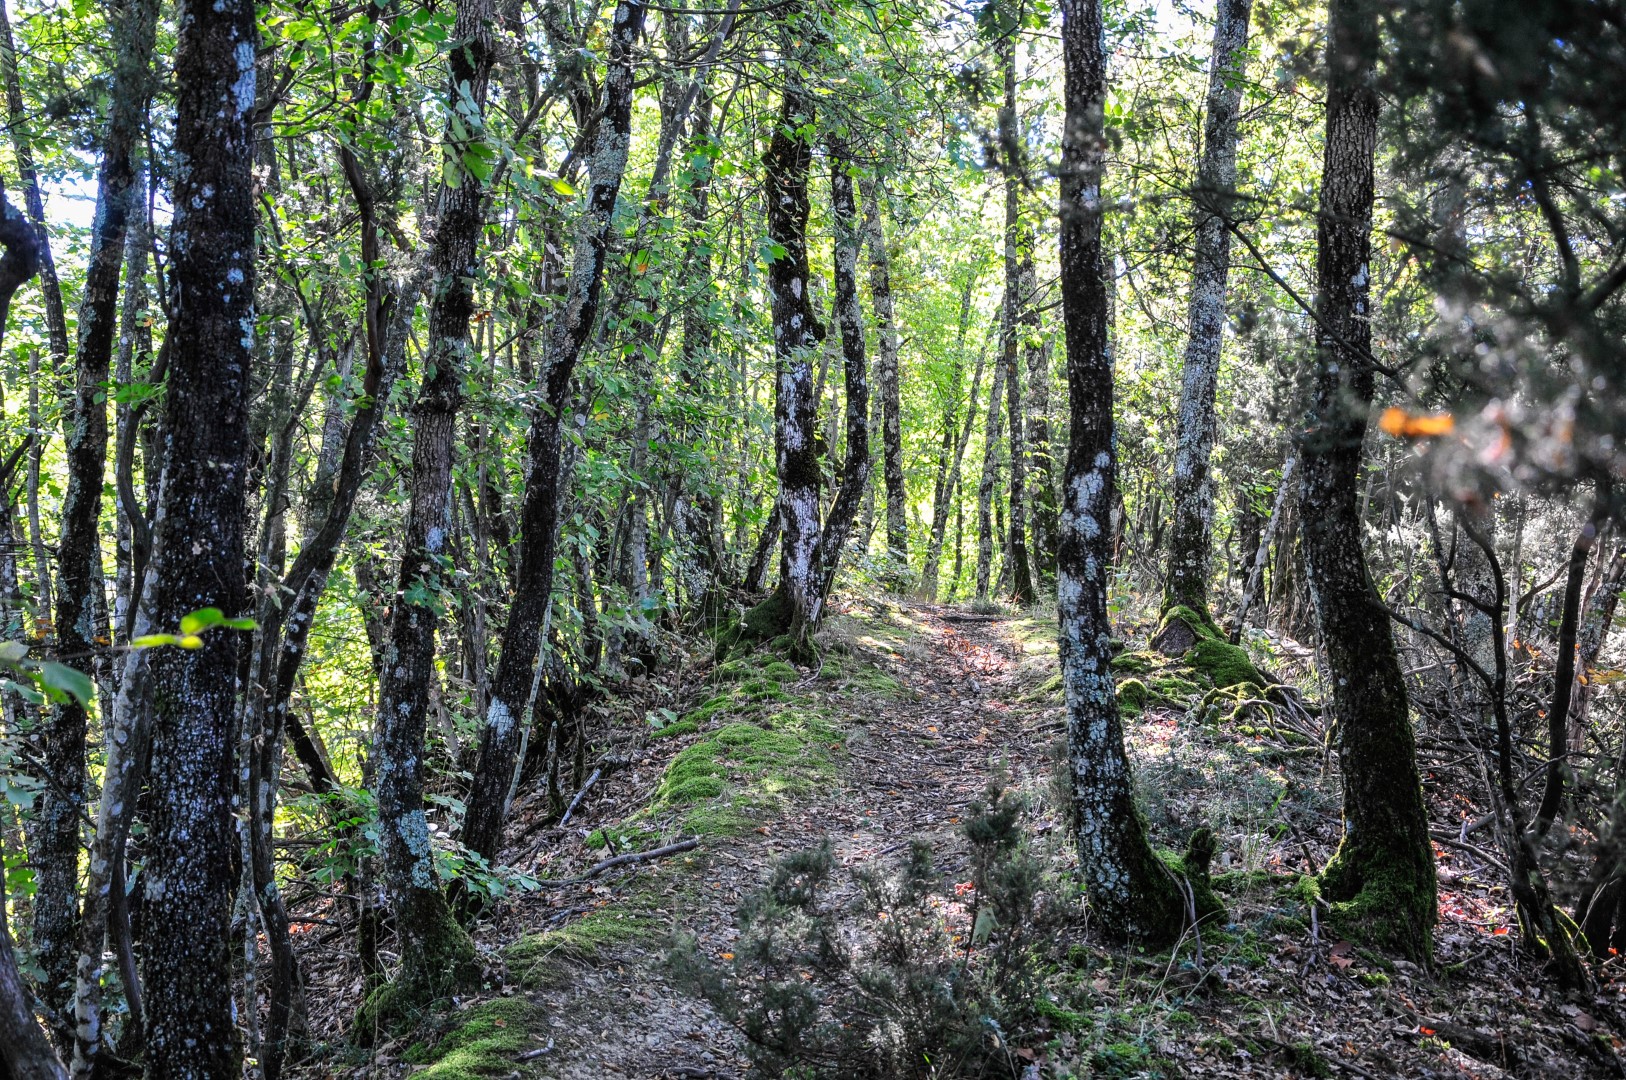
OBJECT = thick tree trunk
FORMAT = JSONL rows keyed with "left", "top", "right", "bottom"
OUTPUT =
{"left": 1165, "top": 0, "right": 1252, "bottom": 615}
{"left": 814, "top": 143, "right": 872, "bottom": 604}
{"left": 366, "top": 0, "right": 494, "bottom": 1024}
{"left": 460, "top": 0, "right": 645, "bottom": 870}
{"left": 763, "top": 32, "right": 823, "bottom": 651}
{"left": 1298, "top": 0, "right": 1434, "bottom": 959}
{"left": 861, "top": 179, "right": 907, "bottom": 572}
{"left": 138, "top": 0, "right": 258, "bottom": 1069}
{"left": 1057, "top": 0, "right": 1189, "bottom": 944}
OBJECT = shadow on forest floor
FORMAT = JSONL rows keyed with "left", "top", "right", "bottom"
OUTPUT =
{"left": 306, "top": 595, "right": 1626, "bottom": 1079}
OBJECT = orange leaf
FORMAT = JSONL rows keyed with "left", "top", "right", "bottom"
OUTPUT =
{"left": 1493, "top": 926, "right": 1510, "bottom": 935}
{"left": 1419, "top": 1026, "right": 1437, "bottom": 1036}
{"left": 720, "top": 952, "right": 735, "bottom": 961}
{"left": 1379, "top": 407, "right": 1455, "bottom": 438}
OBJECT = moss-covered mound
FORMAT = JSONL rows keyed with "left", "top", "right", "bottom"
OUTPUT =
{"left": 400, "top": 998, "right": 541, "bottom": 1079}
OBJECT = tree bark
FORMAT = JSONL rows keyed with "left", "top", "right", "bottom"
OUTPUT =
{"left": 813, "top": 142, "right": 872, "bottom": 605}
{"left": 920, "top": 341, "right": 987, "bottom": 601}
{"left": 367, "top": 0, "right": 495, "bottom": 1022}
{"left": 974, "top": 344, "right": 1007, "bottom": 603}
{"left": 1057, "top": 0, "right": 1189, "bottom": 943}
{"left": 762, "top": 28, "right": 823, "bottom": 652}
{"left": 459, "top": 0, "right": 645, "bottom": 871}
{"left": 1025, "top": 318, "right": 1057, "bottom": 584}
{"left": 999, "top": 34, "right": 1034, "bottom": 605}
{"left": 34, "top": 0, "right": 156, "bottom": 1032}
{"left": 1534, "top": 509, "right": 1605, "bottom": 834}
{"left": 1165, "top": 0, "right": 1252, "bottom": 615}
{"left": 138, "top": 0, "right": 258, "bottom": 1068}
{"left": 1298, "top": 0, "right": 1434, "bottom": 959}
{"left": 860, "top": 179, "right": 907, "bottom": 572}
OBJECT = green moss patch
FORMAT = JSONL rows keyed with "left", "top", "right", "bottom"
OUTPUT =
{"left": 504, "top": 909, "right": 657, "bottom": 989}
{"left": 400, "top": 997, "right": 540, "bottom": 1078}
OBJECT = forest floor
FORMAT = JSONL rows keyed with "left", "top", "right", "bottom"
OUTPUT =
{"left": 333, "top": 596, "right": 1626, "bottom": 1079}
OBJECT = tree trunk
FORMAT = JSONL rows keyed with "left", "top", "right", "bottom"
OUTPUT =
{"left": 920, "top": 343, "right": 987, "bottom": 601}
{"left": 861, "top": 179, "right": 907, "bottom": 573}
{"left": 138, "top": 0, "right": 258, "bottom": 1068}
{"left": 1534, "top": 509, "right": 1605, "bottom": 834}
{"left": 1298, "top": 0, "right": 1434, "bottom": 960}
{"left": 1231, "top": 451, "right": 1294, "bottom": 642}
{"left": 974, "top": 348, "right": 1007, "bottom": 603}
{"left": 366, "top": 0, "right": 494, "bottom": 1024}
{"left": 31, "top": 0, "right": 157, "bottom": 1032}
{"left": 1025, "top": 323, "right": 1057, "bottom": 584}
{"left": 762, "top": 27, "right": 823, "bottom": 652}
{"left": 459, "top": 0, "right": 645, "bottom": 872}
{"left": 1165, "top": 0, "right": 1252, "bottom": 615}
{"left": 1057, "top": 0, "right": 1189, "bottom": 944}
{"left": 999, "top": 35, "right": 1035, "bottom": 605}
{"left": 814, "top": 142, "right": 872, "bottom": 605}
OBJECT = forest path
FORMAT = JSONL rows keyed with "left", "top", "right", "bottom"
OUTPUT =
{"left": 380, "top": 597, "right": 1626, "bottom": 1079}
{"left": 474, "top": 599, "right": 1052, "bottom": 1079}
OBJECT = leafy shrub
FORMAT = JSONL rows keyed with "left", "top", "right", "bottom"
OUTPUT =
{"left": 672, "top": 784, "right": 1069, "bottom": 1077}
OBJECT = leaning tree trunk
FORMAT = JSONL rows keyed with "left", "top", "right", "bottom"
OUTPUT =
{"left": 813, "top": 141, "right": 872, "bottom": 605}
{"left": 137, "top": 0, "right": 257, "bottom": 1069}
{"left": 860, "top": 178, "right": 907, "bottom": 574}
{"left": 761, "top": 29, "right": 823, "bottom": 653}
{"left": 998, "top": 34, "right": 1034, "bottom": 605}
{"left": 459, "top": 0, "right": 646, "bottom": 871}
{"left": 1057, "top": 0, "right": 1190, "bottom": 944}
{"left": 1298, "top": 0, "right": 1434, "bottom": 960}
{"left": 365, "top": 0, "right": 494, "bottom": 1026}
{"left": 1164, "top": 0, "right": 1252, "bottom": 617}
{"left": 32, "top": 0, "right": 155, "bottom": 1033}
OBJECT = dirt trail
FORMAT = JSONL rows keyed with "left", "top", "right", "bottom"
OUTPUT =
{"left": 370, "top": 597, "right": 1626, "bottom": 1080}
{"left": 483, "top": 600, "right": 1044, "bottom": 1078}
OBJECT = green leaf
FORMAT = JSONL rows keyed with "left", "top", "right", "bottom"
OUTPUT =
{"left": 180, "top": 608, "right": 225, "bottom": 635}
{"left": 37, "top": 662, "right": 95, "bottom": 706}
{"left": 549, "top": 177, "right": 577, "bottom": 196}
{"left": 0, "top": 641, "right": 27, "bottom": 663}
{"left": 131, "top": 634, "right": 180, "bottom": 649}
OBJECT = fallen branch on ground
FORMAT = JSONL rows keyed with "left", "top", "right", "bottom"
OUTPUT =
{"left": 535, "top": 838, "right": 701, "bottom": 888}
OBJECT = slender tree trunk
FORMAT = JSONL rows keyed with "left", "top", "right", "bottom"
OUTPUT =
{"left": 1231, "top": 451, "right": 1294, "bottom": 642}
{"left": 459, "top": 0, "right": 645, "bottom": 871}
{"left": 1298, "top": 0, "right": 1434, "bottom": 959}
{"left": 999, "top": 34, "right": 1034, "bottom": 605}
{"left": 31, "top": 0, "right": 157, "bottom": 1032}
{"left": 138, "top": 0, "right": 258, "bottom": 1069}
{"left": 1534, "top": 508, "right": 1605, "bottom": 833}
{"left": 1165, "top": 0, "right": 1252, "bottom": 616}
{"left": 974, "top": 351, "right": 1008, "bottom": 602}
{"left": 861, "top": 179, "right": 906, "bottom": 573}
{"left": 367, "top": 0, "right": 494, "bottom": 1023}
{"left": 920, "top": 344, "right": 987, "bottom": 600}
{"left": 1570, "top": 536, "right": 1626, "bottom": 748}
{"left": 1056, "top": 0, "right": 1189, "bottom": 943}
{"left": 813, "top": 142, "right": 872, "bottom": 605}
{"left": 1025, "top": 323, "right": 1057, "bottom": 584}
{"left": 762, "top": 26, "right": 823, "bottom": 652}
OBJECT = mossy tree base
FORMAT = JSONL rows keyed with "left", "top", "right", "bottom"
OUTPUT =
{"left": 1317, "top": 835, "right": 1434, "bottom": 961}
{"left": 355, "top": 891, "right": 482, "bottom": 1040}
